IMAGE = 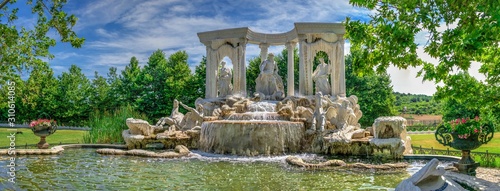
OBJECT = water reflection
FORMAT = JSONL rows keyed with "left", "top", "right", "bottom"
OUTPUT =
{"left": 0, "top": 149, "right": 420, "bottom": 190}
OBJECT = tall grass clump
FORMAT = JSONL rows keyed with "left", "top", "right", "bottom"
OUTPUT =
{"left": 83, "top": 105, "right": 148, "bottom": 143}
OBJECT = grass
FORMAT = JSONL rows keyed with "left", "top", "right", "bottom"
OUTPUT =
{"left": 0, "top": 128, "right": 85, "bottom": 148}
{"left": 410, "top": 133, "right": 500, "bottom": 168}
{"left": 410, "top": 133, "right": 500, "bottom": 153}
{"left": 83, "top": 105, "right": 148, "bottom": 144}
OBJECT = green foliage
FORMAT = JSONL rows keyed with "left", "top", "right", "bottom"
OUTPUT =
{"left": 136, "top": 50, "right": 193, "bottom": 119}
{"left": 394, "top": 92, "right": 442, "bottom": 115}
{"left": 187, "top": 56, "right": 206, "bottom": 102}
{"left": 345, "top": 54, "right": 396, "bottom": 127}
{"left": 347, "top": 0, "right": 500, "bottom": 129}
{"left": 21, "top": 63, "right": 59, "bottom": 121}
{"left": 118, "top": 57, "right": 141, "bottom": 108}
{"left": 0, "top": 0, "right": 84, "bottom": 83}
{"left": 136, "top": 50, "right": 169, "bottom": 119}
{"left": 246, "top": 57, "right": 261, "bottom": 94}
{"left": 90, "top": 71, "right": 111, "bottom": 111}
{"left": 55, "top": 65, "right": 92, "bottom": 125}
{"left": 165, "top": 50, "right": 192, "bottom": 110}
{"left": 83, "top": 105, "right": 148, "bottom": 144}
{"left": 275, "top": 48, "right": 300, "bottom": 92}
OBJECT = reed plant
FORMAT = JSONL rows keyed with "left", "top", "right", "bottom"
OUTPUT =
{"left": 83, "top": 105, "right": 148, "bottom": 143}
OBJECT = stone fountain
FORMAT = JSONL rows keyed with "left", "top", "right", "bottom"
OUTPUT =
{"left": 122, "top": 23, "right": 412, "bottom": 158}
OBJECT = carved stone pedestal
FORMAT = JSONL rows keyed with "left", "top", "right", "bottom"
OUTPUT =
{"left": 454, "top": 150, "right": 479, "bottom": 176}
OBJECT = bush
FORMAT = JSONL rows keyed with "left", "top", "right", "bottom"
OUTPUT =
{"left": 83, "top": 105, "right": 148, "bottom": 144}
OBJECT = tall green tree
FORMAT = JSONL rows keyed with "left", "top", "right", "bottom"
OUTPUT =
{"left": 136, "top": 50, "right": 169, "bottom": 119}
{"left": 345, "top": 53, "right": 396, "bottom": 127}
{"left": 0, "top": 0, "right": 84, "bottom": 83}
{"left": 165, "top": 50, "right": 192, "bottom": 109}
{"left": 246, "top": 57, "right": 261, "bottom": 95}
{"left": 21, "top": 63, "right": 59, "bottom": 121}
{"left": 106, "top": 67, "right": 123, "bottom": 110}
{"left": 187, "top": 56, "right": 206, "bottom": 102}
{"left": 55, "top": 65, "right": 92, "bottom": 125}
{"left": 347, "top": 0, "right": 500, "bottom": 125}
{"left": 90, "top": 71, "right": 111, "bottom": 112}
{"left": 119, "top": 57, "right": 141, "bottom": 107}
{"left": 0, "top": 74, "right": 26, "bottom": 122}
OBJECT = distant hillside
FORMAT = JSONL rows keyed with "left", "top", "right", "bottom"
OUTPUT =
{"left": 393, "top": 92, "right": 442, "bottom": 115}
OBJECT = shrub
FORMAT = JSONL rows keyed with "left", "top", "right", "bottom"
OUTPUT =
{"left": 83, "top": 105, "right": 148, "bottom": 144}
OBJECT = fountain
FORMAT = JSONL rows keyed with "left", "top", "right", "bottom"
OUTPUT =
{"left": 3, "top": 23, "right": 497, "bottom": 190}
{"left": 123, "top": 23, "right": 413, "bottom": 158}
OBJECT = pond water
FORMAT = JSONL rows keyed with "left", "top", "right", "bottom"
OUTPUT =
{"left": 0, "top": 149, "right": 426, "bottom": 190}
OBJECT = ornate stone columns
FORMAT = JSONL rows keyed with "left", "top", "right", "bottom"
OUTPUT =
{"left": 286, "top": 42, "right": 296, "bottom": 96}
{"left": 204, "top": 43, "right": 217, "bottom": 98}
{"left": 235, "top": 38, "right": 247, "bottom": 97}
{"left": 259, "top": 43, "right": 269, "bottom": 62}
{"left": 337, "top": 34, "right": 346, "bottom": 97}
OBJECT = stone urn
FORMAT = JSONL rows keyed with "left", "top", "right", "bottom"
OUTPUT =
{"left": 435, "top": 123, "right": 494, "bottom": 176}
{"left": 31, "top": 124, "right": 57, "bottom": 149}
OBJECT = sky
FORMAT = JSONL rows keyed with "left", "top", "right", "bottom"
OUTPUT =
{"left": 14, "top": 0, "right": 485, "bottom": 96}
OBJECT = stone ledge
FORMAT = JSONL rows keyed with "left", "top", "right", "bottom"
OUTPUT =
{"left": 0, "top": 144, "right": 127, "bottom": 155}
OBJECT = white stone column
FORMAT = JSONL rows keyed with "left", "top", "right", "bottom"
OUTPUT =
{"left": 298, "top": 37, "right": 305, "bottom": 96}
{"left": 337, "top": 34, "right": 346, "bottom": 97}
{"left": 205, "top": 44, "right": 217, "bottom": 98}
{"left": 259, "top": 43, "right": 269, "bottom": 63}
{"left": 238, "top": 38, "right": 247, "bottom": 97}
{"left": 305, "top": 42, "right": 313, "bottom": 95}
{"left": 286, "top": 42, "right": 296, "bottom": 97}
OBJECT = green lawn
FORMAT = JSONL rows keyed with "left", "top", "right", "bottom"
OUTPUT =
{"left": 0, "top": 128, "right": 85, "bottom": 148}
{"left": 410, "top": 133, "right": 500, "bottom": 153}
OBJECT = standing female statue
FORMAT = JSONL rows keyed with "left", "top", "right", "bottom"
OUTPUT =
{"left": 217, "top": 61, "right": 233, "bottom": 97}
{"left": 312, "top": 58, "right": 331, "bottom": 95}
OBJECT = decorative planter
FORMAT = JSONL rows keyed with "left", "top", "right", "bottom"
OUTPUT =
{"left": 435, "top": 123, "right": 494, "bottom": 176}
{"left": 32, "top": 126, "right": 57, "bottom": 149}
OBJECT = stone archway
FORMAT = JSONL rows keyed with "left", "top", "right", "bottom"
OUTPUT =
{"left": 198, "top": 22, "right": 346, "bottom": 99}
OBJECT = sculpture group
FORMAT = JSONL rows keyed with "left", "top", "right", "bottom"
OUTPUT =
{"left": 115, "top": 23, "right": 492, "bottom": 190}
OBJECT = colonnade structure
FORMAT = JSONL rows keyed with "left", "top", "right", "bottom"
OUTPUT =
{"left": 197, "top": 22, "right": 346, "bottom": 99}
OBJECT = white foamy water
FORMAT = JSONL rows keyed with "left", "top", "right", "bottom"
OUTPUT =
{"left": 247, "top": 101, "right": 278, "bottom": 112}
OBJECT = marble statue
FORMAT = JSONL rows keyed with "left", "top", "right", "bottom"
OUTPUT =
{"left": 312, "top": 92, "right": 326, "bottom": 131}
{"left": 312, "top": 58, "right": 331, "bottom": 95}
{"left": 156, "top": 99, "right": 184, "bottom": 130}
{"left": 396, "top": 158, "right": 465, "bottom": 191}
{"left": 178, "top": 102, "right": 204, "bottom": 131}
{"left": 217, "top": 61, "right": 233, "bottom": 97}
{"left": 255, "top": 53, "right": 285, "bottom": 100}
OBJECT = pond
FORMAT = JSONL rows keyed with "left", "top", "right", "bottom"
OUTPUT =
{"left": 0, "top": 149, "right": 428, "bottom": 190}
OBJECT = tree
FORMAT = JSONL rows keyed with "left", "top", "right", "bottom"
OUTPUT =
{"left": 106, "top": 67, "right": 122, "bottom": 110}
{"left": 347, "top": 0, "right": 499, "bottom": 125}
{"left": 187, "top": 56, "right": 206, "bottom": 102}
{"left": 119, "top": 57, "right": 142, "bottom": 107}
{"left": 55, "top": 65, "right": 92, "bottom": 125}
{"left": 136, "top": 50, "right": 169, "bottom": 119}
{"left": 0, "top": 0, "right": 84, "bottom": 84}
{"left": 345, "top": 53, "right": 396, "bottom": 127}
{"left": 165, "top": 50, "right": 192, "bottom": 109}
{"left": 21, "top": 63, "right": 59, "bottom": 121}
{"left": 90, "top": 71, "right": 111, "bottom": 112}
{"left": 246, "top": 57, "right": 261, "bottom": 94}
{"left": 136, "top": 50, "right": 192, "bottom": 119}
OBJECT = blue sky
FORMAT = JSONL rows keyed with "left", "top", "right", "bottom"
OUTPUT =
{"left": 14, "top": 0, "right": 485, "bottom": 95}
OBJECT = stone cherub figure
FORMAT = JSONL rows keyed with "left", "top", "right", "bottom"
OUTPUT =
{"left": 217, "top": 61, "right": 233, "bottom": 98}
{"left": 312, "top": 58, "right": 331, "bottom": 95}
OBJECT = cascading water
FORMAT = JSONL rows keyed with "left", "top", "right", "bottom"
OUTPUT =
{"left": 199, "top": 101, "right": 305, "bottom": 156}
